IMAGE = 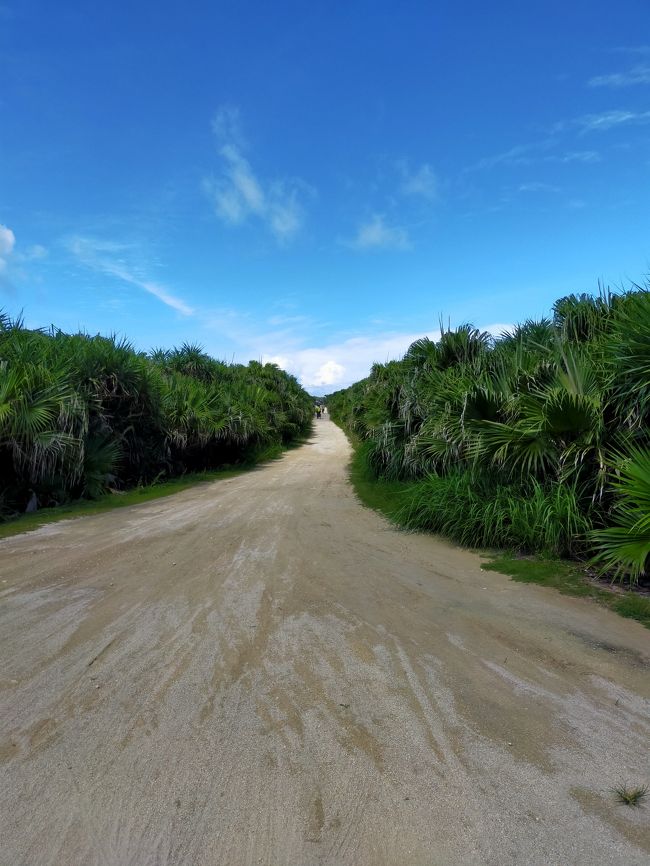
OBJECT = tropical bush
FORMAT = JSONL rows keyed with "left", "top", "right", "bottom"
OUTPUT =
{"left": 0, "top": 315, "right": 312, "bottom": 516}
{"left": 328, "top": 284, "right": 650, "bottom": 584}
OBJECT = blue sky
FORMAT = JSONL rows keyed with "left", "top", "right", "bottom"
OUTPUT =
{"left": 1, "top": 0, "right": 650, "bottom": 392}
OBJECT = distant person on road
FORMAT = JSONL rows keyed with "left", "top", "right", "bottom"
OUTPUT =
{"left": 315, "top": 405, "right": 322, "bottom": 419}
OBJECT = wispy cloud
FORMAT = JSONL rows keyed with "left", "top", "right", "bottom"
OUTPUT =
{"left": 346, "top": 214, "right": 411, "bottom": 251}
{"left": 466, "top": 142, "right": 544, "bottom": 172}
{"left": 67, "top": 236, "right": 194, "bottom": 316}
{"left": 518, "top": 182, "right": 562, "bottom": 194}
{"left": 399, "top": 162, "right": 438, "bottom": 200}
{"left": 467, "top": 141, "right": 601, "bottom": 172}
{"left": 0, "top": 224, "right": 16, "bottom": 273}
{"left": 612, "top": 46, "right": 650, "bottom": 56}
{"left": 203, "top": 106, "right": 308, "bottom": 244}
{"left": 557, "top": 150, "right": 600, "bottom": 163}
{"left": 574, "top": 109, "right": 650, "bottom": 133}
{"left": 15, "top": 243, "right": 48, "bottom": 263}
{"left": 589, "top": 64, "right": 650, "bottom": 88}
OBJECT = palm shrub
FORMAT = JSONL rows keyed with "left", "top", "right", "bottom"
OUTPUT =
{"left": 590, "top": 448, "right": 650, "bottom": 582}
{"left": 328, "top": 281, "right": 650, "bottom": 583}
{"left": 0, "top": 358, "right": 84, "bottom": 502}
{"left": 607, "top": 289, "right": 650, "bottom": 428}
{"left": 0, "top": 315, "right": 313, "bottom": 515}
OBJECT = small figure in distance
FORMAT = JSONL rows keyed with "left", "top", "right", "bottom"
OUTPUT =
{"left": 315, "top": 404, "right": 322, "bottom": 419}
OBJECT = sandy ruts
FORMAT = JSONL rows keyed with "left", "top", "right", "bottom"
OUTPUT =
{"left": 1, "top": 420, "right": 649, "bottom": 865}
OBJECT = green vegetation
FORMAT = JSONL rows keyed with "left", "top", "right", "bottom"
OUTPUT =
{"left": 483, "top": 556, "right": 650, "bottom": 628}
{"left": 0, "top": 467, "right": 244, "bottom": 539}
{"left": 0, "top": 314, "right": 313, "bottom": 521}
{"left": 482, "top": 556, "right": 603, "bottom": 597}
{"left": 343, "top": 434, "right": 650, "bottom": 627}
{"left": 328, "top": 283, "right": 650, "bottom": 587}
{"left": 613, "top": 783, "right": 648, "bottom": 807}
{"left": 348, "top": 440, "right": 410, "bottom": 519}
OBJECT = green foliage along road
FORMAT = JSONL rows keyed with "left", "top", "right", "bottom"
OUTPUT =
{"left": 327, "top": 285, "right": 650, "bottom": 585}
{"left": 0, "top": 314, "right": 313, "bottom": 518}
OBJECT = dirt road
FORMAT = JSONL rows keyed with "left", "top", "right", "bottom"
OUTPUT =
{"left": 1, "top": 420, "right": 649, "bottom": 865}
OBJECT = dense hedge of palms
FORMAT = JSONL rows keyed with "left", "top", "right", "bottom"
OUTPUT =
{"left": 327, "top": 285, "right": 650, "bottom": 584}
{"left": 0, "top": 314, "right": 313, "bottom": 516}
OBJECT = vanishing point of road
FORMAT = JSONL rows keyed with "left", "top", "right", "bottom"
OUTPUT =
{"left": 1, "top": 420, "right": 649, "bottom": 865}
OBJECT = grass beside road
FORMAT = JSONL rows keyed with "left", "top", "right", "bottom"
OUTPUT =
{"left": 483, "top": 556, "right": 650, "bottom": 629}
{"left": 341, "top": 427, "right": 650, "bottom": 630}
{"left": 348, "top": 441, "right": 411, "bottom": 520}
{"left": 0, "top": 437, "right": 308, "bottom": 541}
{"left": 0, "top": 468, "right": 245, "bottom": 540}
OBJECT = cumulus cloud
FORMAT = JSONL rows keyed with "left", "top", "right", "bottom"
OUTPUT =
{"left": 312, "top": 360, "right": 346, "bottom": 386}
{"left": 400, "top": 163, "right": 438, "bottom": 200}
{"left": 0, "top": 223, "right": 16, "bottom": 272}
{"left": 204, "top": 106, "right": 307, "bottom": 244}
{"left": 261, "top": 323, "right": 512, "bottom": 392}
{"left": 347, "top": 214, "right": 411, "bottom": 251}
{"left": 68, "top": 236, "right": 194, "bottom": 316}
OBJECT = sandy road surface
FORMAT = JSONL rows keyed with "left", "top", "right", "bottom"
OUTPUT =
{"left": 1, "top": 420, "right": 649, "bottom": 866}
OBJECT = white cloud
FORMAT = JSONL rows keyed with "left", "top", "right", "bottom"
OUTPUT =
{"left": 0, "top": 224, "right": 16, "bottom": 274}
{"left": 211, "top": 105, "right": 246, "bottom": 149}
{"left": 67, "top": 236, "right": 194, "bottom": 316}
{"left": 613, "top": 46, "right": 650, "bottom": 56}
{"left": 0, "top": 224, "right": 15, "bottom": 256}
{"left": 589, "top": 65, "right": 650, "bottom": 87}
{"left": 466, "top": 142, "right": 544, "bottom": 172}
{"left": 400, "top": 163, "right": 438, "bottom": 200}
{"left": 267, "top": 313, "right": 307, "bottom": 327}
{"left": 204, "top": 106, "right": 307, "bottom": 244}
{"left": 261, "top": 322, "right": 512, "bottom": 392}
{"left": 467, "top": 141, "right": 602, "bottom": 173}
{"left": 347, "top": 214, "right": 411, "bottom": 251}
{"left": 557, "top": 150, "right": 600, "bottom": 163}
{"left": 575, "top": 109, "right": 650, "bottom": 133}
{"left": 12, "top": 243, "right": 48, "bottom": 265}
{"left": 518, "top": 182, "right": 562, "bottom": 193}
{"left": 25, "top": 244, "right": 47, "bottom": 260}
{"left": 263, "top": 354, "right": 290, "bottom": 369}
{"left": 312, "top": 360, "right": 346, "bottom": 386}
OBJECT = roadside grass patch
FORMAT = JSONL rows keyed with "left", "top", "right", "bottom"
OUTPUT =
{"left": 338, "top": 424, "right": 650, "bottom": 630}
{"left": 0, "top": 431, "right": 313, "bottom": 542}
{"left": 482, "top": 556, "right": 602, "bottom": 597}
{"left": 611, "top": 593, "right": 650, "bottom": 628}
{"left": 483, "top": 555, "right": 650, "bottom": 629}
{"left": 348, "top": 441, "right": 410, "bottom": 520}
{"left": 0, "top": 468, "right": 245, "bottom": 540}
{"left": 613, "top": 783, "right": 648, "bottom": 807}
